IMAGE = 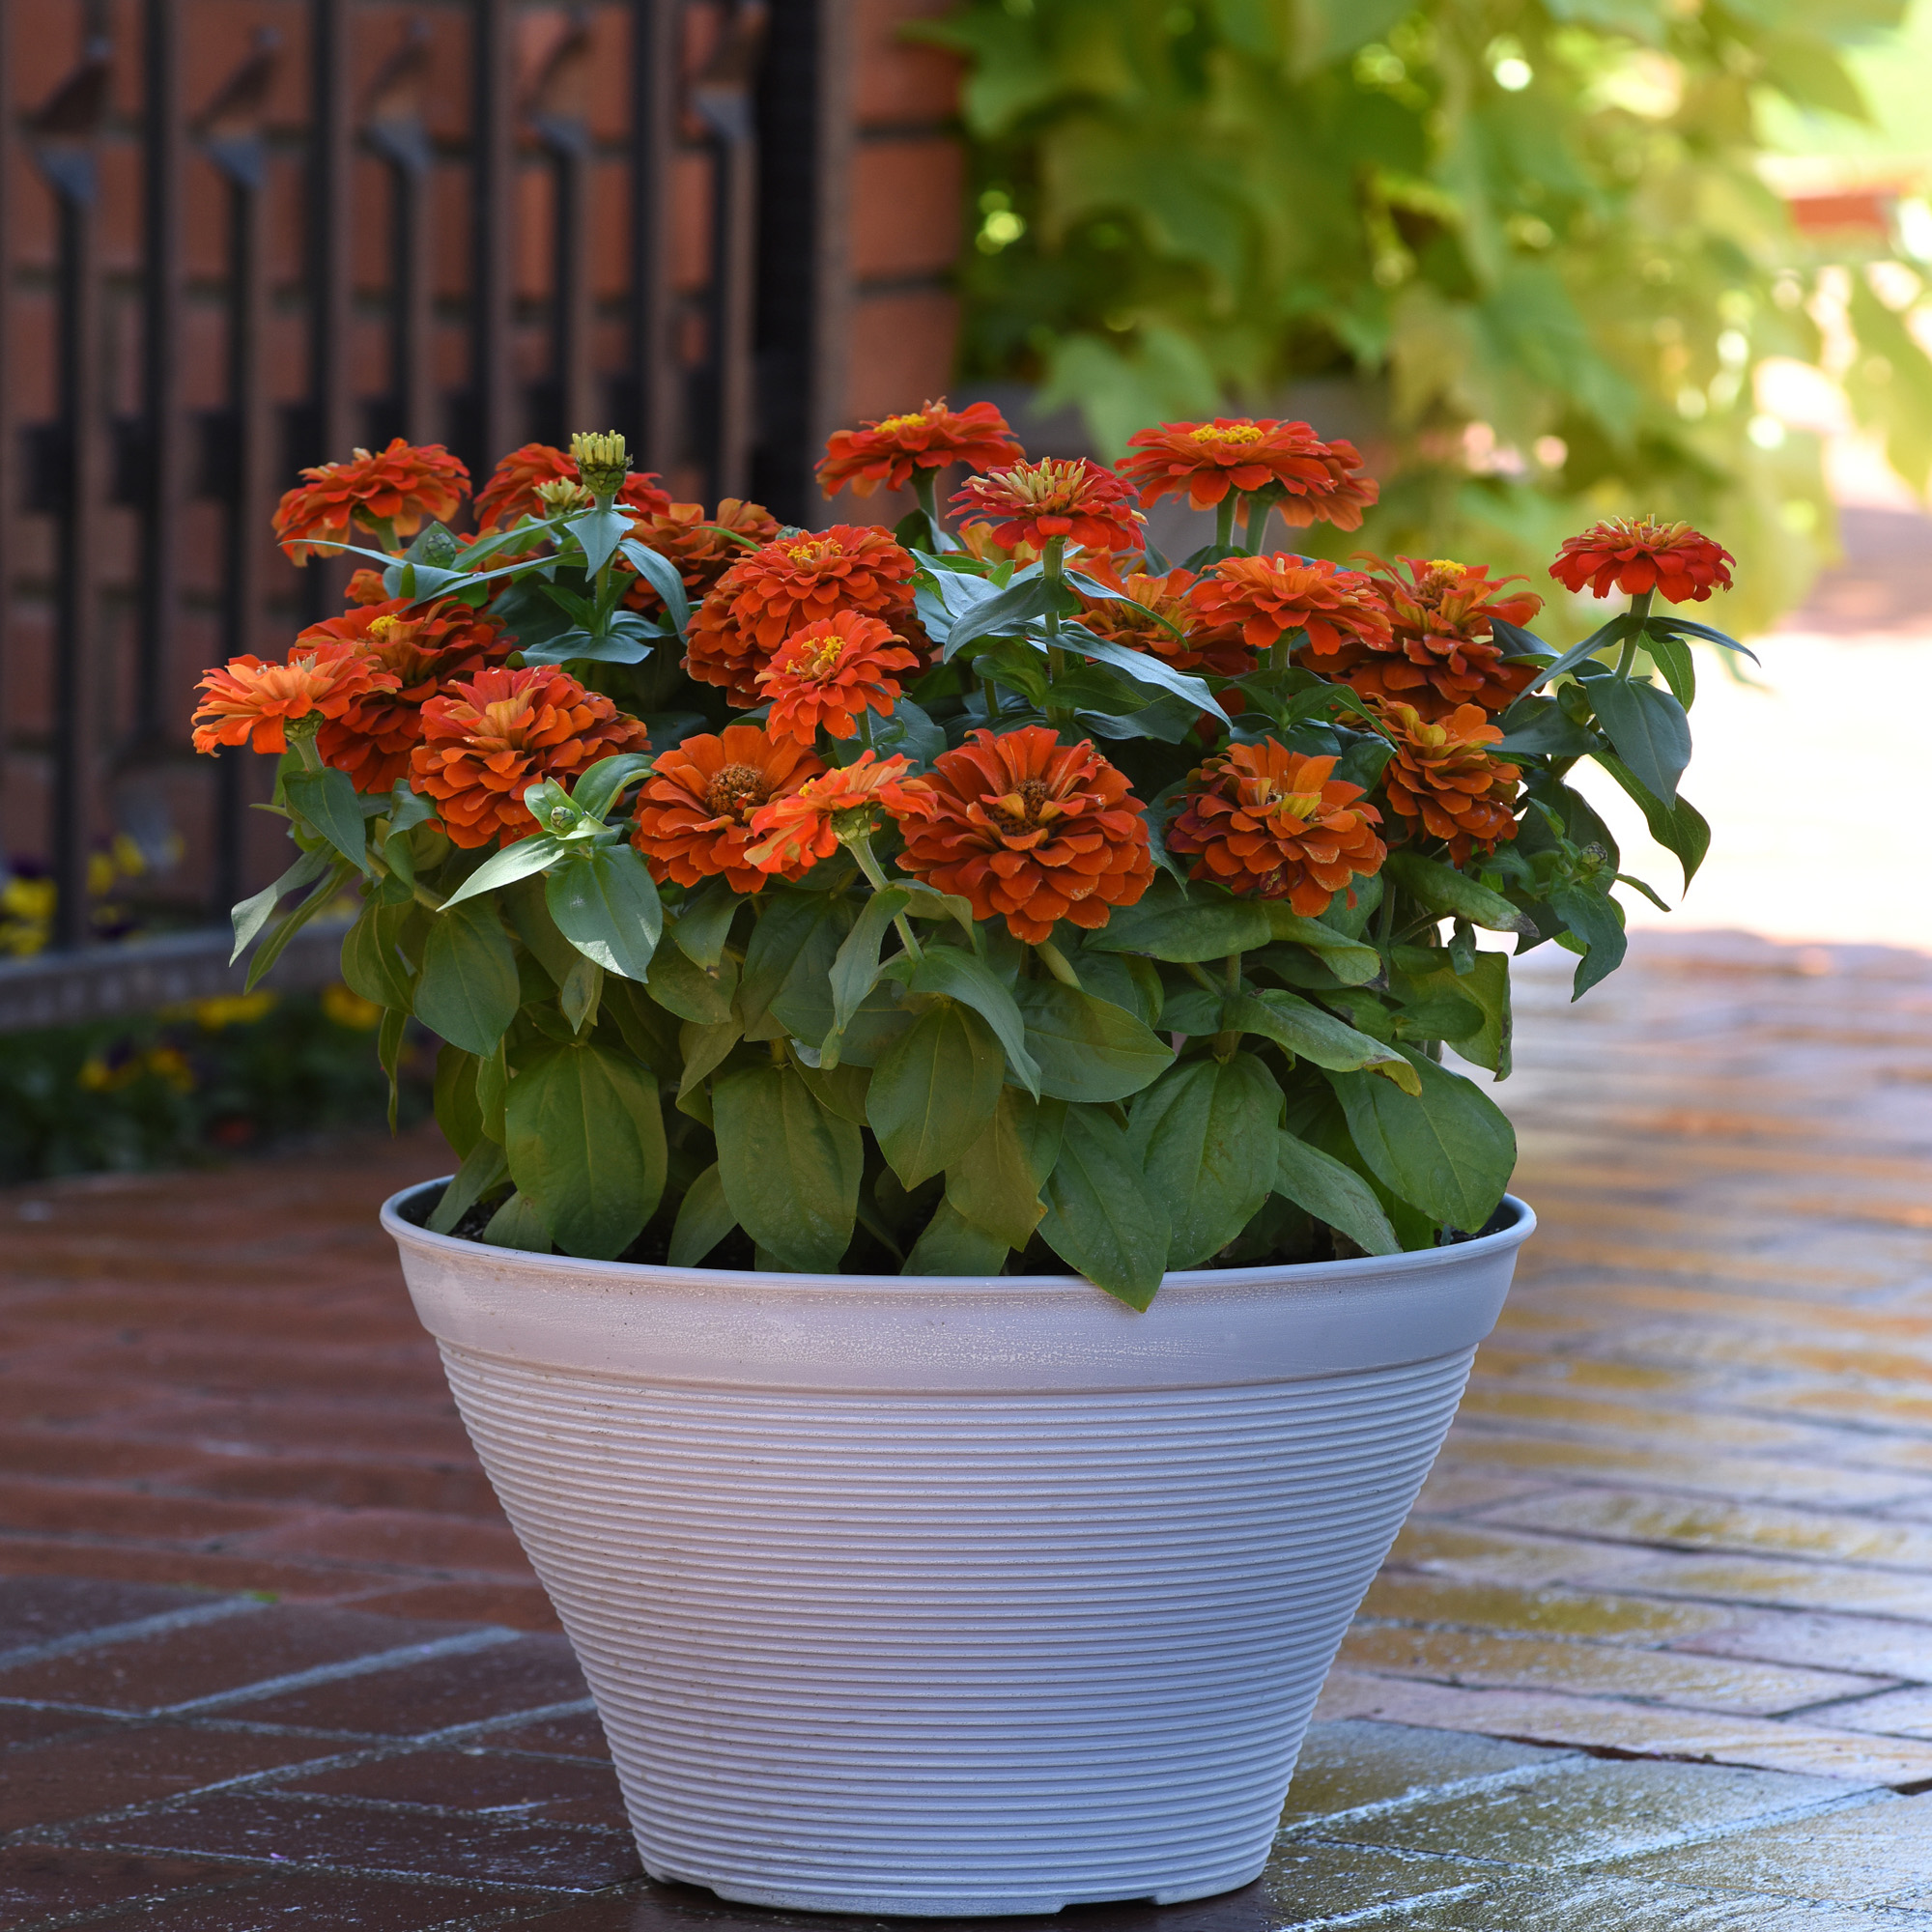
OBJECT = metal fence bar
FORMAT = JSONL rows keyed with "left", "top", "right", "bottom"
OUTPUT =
{"left": 531, "top": 18, "right": 596, "bottom": 444}
{"left": 135, "top": 0, "right": 185, "bottom": 757}
{"left": 32, "top": 36, "right": 112, "bottom": 952}
{"left": 363, "top": 20, "right": 438, "bottom": 446}
{"left": 469, "top": 0, "right": 517, "bottom": 469}
{"left": 307, "top": 0, "right": 355, "bottom": 618}
{"left": 630, "top": 0, "right": 681, "bottom": 475}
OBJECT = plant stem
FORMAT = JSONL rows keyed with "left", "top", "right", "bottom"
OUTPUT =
{"left": 1041, "top": 536, "right": 1070, "bottom": 728}
{"left": 980, "top": 672, "right": 1001, "bottom": 724}
{"left": 1214, "top": 497, "right": 1237, "bottom": 551}
{"left": 857, "top": 708, "right": 874, "bottom": 752}
{"left": 1225, "top": 950, "right": 1243, "bottom": 993}
{"left": 1034, "top": 938, "right": 1082, "bottom": 988}
{"left": 1242, "top": 495, "right": 1271, "bottom": 554}
{"left": 851, "top": 836, "right": 923, "bottom": 963}
{"left": 1614, "top": 589, "right": 1654, "bottom": 677}
{"left": 912, "top": 469, "right": 941, "bottom": 549}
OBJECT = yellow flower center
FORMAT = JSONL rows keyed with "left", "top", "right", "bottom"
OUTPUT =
{"left": 874, "top": 412, "right": 930, "bottom": 435}
{"left": 789, "top": 633, "right": 847, "bottom": 680}
{"left": 1195, "top": 422, "right": 1263, "bottom": 445}
{"left": 783, "top": 538, "right": 839, "bottom": 567}
{"left": 994, "top": 459, "right": 1092, "bottom": 511}
{"left": 368, "top": 614, "right": 402, "bottom": 640}
{"left": 989, "top": 776, "right": 1064, "bottom": 832}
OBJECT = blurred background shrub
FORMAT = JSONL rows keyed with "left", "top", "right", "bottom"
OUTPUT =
{"left": 931, "top": 0, "right": 1932, "bottom": 636}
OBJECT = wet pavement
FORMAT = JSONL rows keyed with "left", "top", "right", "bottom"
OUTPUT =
{"left": 3, "top": 928, "right": 1932, "bottom": 1926}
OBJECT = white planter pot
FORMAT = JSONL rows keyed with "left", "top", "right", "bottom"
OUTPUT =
{"left": 384, "top": 1185, "right": 1533, "bottom": 1918}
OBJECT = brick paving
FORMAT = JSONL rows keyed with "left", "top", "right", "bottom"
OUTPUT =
{"left": 4, "top": 930, "right": 1932, "bottom": 1926}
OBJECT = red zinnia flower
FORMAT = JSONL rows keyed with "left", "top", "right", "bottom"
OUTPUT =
{"left": 817, "top": 398, "right": 1024, "bottom": 498}
{"left": 191, "top": 644, "right": 394, "bottom": 757}
{"left": 411, "top": 668, "right": 649, "bottom": 849}
{"left": 1188, "top": 554, "right": 1393, "bottom": 662}
{"left": 1549, "top": 517, "right": 1736, "bottom": 603}
{"left": 895, "top": 727, "right": 1155, "bottom": 943}
{"left": 1343, "top": 556, "right": 1542, "bottom": 718}
{"left": 272, "top": 440, "right": 469, "bottom": 563}
{"left": 1375, "top": 701, "right": 1521, "bottom": 864}
{"left": 755, "top": 611, "right": 924, "bottom": 745}
{"left": 301, "top": 600, "right": 511, "bottom": 793}
{"left": 1166, "top": 741, "right": 1386, "bottom": 912}
{"left": 950, "top": 458, "right": 1145, "bottom": 554}
{"left": 1073, "top": 561, "right": 1256, "bottom": 679}
{"left": 742, "top": 753, "right": 937, "bottom": 872}
{"left": 631, "top": 724, "right": 825, "bottom": 893}
{"left": 1118, "top": 418, "right": 1379, "bottom": 529}
{"left": 685, "top": 525, "right": 920, "bottom": 706}
{"left": 473, "top": 442, "right": 672, "bottom": 532}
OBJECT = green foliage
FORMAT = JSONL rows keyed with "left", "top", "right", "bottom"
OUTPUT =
{"left": 926, "top": 0, "right": 1932, "bottom": 633}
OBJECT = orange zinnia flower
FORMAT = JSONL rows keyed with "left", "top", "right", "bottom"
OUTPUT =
{"left": 191, "top": 644, "right": 395, "bottom": 757}
{"left": 895, "top": 727, "right": 1154, "bottom": 943}
{"left": 950, "top": 458, "right": 1145, "bottom": 554}
{"left": 1343, "top": 556, "right": 1542, "bottom": 718}
{"left": 1166, "top": 741, "right": 1386, "bottom": 912}
{"left": 817, "top": 398, "right": 1024, "bottom": 498}
{"left": 344, "top": 567, "right": 392, "bottom": 606}
{"left": 1073, "top": 561, "right": 1256, "bottom": 679}
{"left": 474, "top": 442, "right": 672, "bottom": 532}
{"left": 1549, "top": 517, "right": 1735, "bottom": 603}
{"left": 631, "top": 724, "right": 826, "bottom": 892}
{"left": 272, "top": 439, "right": 469, "bottom": 563}
{"left": 1375, "top": 701, "right": 1521, "bottom": 864}
{"left": 685, "top": 525, "right": 920, "bottom": 706}
{"left": 742, "top": 753, "right": 937, "bottom": 872}
{"left": 411, "top": 668, "right": 649, "bottom": 849}
{"left": 1118, "top": 418, "right": 1379, "bottom": 529}
{"left": 1189, "top": 554, "right": 1393, "bottom": 662}
{"left": 755, "top": 611, "right": 924, "bottom": 745}
{"left": 301, "top": 600, "right": 511, "bottom": 793}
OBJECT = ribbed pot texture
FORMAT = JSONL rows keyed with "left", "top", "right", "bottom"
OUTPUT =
{"left": 384, "top": 1187, "right": 1534, "bottom": 1917}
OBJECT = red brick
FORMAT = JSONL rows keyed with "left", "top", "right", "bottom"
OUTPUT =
{"left": 845, "top": 288, "right": 961, "bottom": 421}
{"left": 852, "top": 137, "right": 964, "bottom": 280}
{"left": 348, "top": 1578, "right": 561, "bottom": 1633}
{"left": 284, "top": 1745, "right": 628, "bottom": 1830}
{"left": 856, "top": 0, "right": 964, "bottom": 126}
{"left": 236, "top": 1507, "right": 530, "bottom": 1577}
{"left": 0, "top": 1844, "right": 243, "bottom": 1926}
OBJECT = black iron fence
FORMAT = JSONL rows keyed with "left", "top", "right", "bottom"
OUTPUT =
{"left": 0, "top": 0, "right": 853, "bottom": 1027}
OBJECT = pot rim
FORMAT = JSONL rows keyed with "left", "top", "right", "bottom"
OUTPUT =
{"left": 382, "top": 1179, "right": 1535, "bottom": 1300}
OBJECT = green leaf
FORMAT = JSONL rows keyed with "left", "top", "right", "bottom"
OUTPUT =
{"left": 504, "top": 1041, "right": 668, "bottom": 1260}
{"left": 646, "top": 938, "right": 738, "bottom": 1025}
{"left": 1129, "top": 1053, "right": 1282, "bottom": 1268}
{"left": 1385, "top": 851, "right": 1537, "bottom": 936}
{"left": 867, "top": 1002, "right": 1007, "bottom": 1187}
{"left": 1224, "top": 990, "right": 1421, "bottom": 1092}
{"left": 1518, "top": 612, "right": 1637, "bottom": 694}
{"left": 904, "top": 1199, "right": 1012, "bottom": 1274}
{"left": 434, "top": 1043, "right": 484, "bottom": 1159}
{"left": 231, "top": 849, "right": 328, "bottom": 963}
{"left": 1588, "top": 676, "right": 1690, "bottom": 809}
{"left": 1550, "top": 884, "right": 1628, "bottom": 998}
{"left": 1084, "top": 872, "right": 1272, "bottom": 961}
{"left": 559, "top": 956, "right": 604, "bottom": 1034}
{"left": 481, "top": 1190, "right": 553, "bottom": 1252}
{"left": 677, "top": 1017, "right": 743, "bottom": 1098}
{"left": 910, "top": 947, "right": 1041, "bottom": 1096}
{"left": 428, "top": 1138, "right": 510, "bottom": 1236}
{"left": 378, "top": 1006, "right": 408, "bottom": 1131}
{"left": 619, "top": 538, "right": 693, "bottom": 635}
{"left": 738, "top": 891, "right": 850, "bottom": 1043}
{"left": 1037, "top": 1105, "right": 1171, "bottom": 1309}
{"left": 1013, "top": 980, "right": 1174, "bottom": 1101}
{"left": 1328, "top": 1048, "right": 1517, "bottom": 1233}
{"left": 413, "top": 900, "right": 521, "bottom": 1056}
{"left": 566, "top": 504, "right": 631, "bottom": 576}
{"left": 1264, "top": 910, "right": 1380, "bottom": 984}
{"left": 794, "top": 1057, "right": 871, "bottom": 1123}
{"left": 713, "top": 1064, "right": 863, "bottom": 1272}
{"left": 245, "top": 862, "right": 359, "bottom": 997}
{"left": 1393, "top": 949, "right": 1512, "bottom": 1077}
{"left": 1274, "top": 1134, "right": 1400, "bottom": 1256}
{"left": 1058, "top": 623, "right": 1230, "bottom": 724}
{"left": 285, "top": 766, "right": 372, "bottom": 875}
{"left": 441, "top": 834, "right": 574, "bottom": 909}
{"left": 1643, "top": 630, "right": 1696, "bottom": 708}
{"left": 1596, "top": 753, "right": 1710, "bottom": 891}
{"left": 570, "top": 753, "right": 656, "bottom": 823}
{"left": 546, "top": 846, "right": 663, "bottom": 980}
{"left": 668, "top": 879, "right": 740, "bottom": 969}
{"left": 474, "top": 1039, "right": 508, "bottom": 1143}
{"left": 1493, "top": 696, "right": 1602, "bottom": 759}
{"left": 668, "top": 1163, "right": 736, "bottom": 1265}
{"left": 1392, "top": 992, "right": 1485, "bottom": 1042}
{"left": 825, "top": 887, "right": 911, "bottom": 1051}
{"left": 340, "top": 898, "right": 418, "bottom": 1010}
{"left": 946, "top": 1089, "right": 1065, "bottom": 1250}
{"left": 943, "top": 570, "right": 1063, "bottom": 655}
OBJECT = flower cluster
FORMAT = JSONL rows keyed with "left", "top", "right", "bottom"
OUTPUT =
{"left": 197, "top": 414, "right": 1733, "bottom": 1291}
